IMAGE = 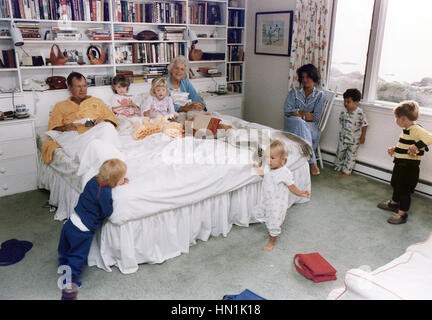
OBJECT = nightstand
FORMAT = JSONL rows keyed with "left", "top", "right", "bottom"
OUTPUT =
{"left": 202, "top": 93, "right": 244, "bottom": 118}
{"left": 0, "top": 117, "right": 38, "bottom": 197}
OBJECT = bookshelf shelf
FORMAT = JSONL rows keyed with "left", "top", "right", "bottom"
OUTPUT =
{"left": 20, "top": 64, "right": 114, "bottom": 70}
{"left": 0, "top": 68, "right": 18, "bottom": 72}
{"left": 189, "top": 60, "right": 226, "bottom": 64}
{"left": 189, "top": 24, "right": 226, "bottom": 28}
{"left": 23, "top": 40, "right": 112, "bottom": 44}
{"left": 114, "top": 40, "right": 187, "bottom": 43}
{"left": 195, "top": 37, "right": 226, "bottom": 41}
{"left": 12, "top": 18, "right": 111, "bottom": 25}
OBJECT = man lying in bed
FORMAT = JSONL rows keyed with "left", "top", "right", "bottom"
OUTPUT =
{"left": 41, "top": 72, "right": 119, "bottom": 164}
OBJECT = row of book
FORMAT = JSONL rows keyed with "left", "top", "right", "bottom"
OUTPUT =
{"left": 189, "top": 2, "right": 222, "bottom": 25}
{"left": 1, "top": 50, "right": 17, "bottom": 68}
{"left": 114, "top": 25, "right": 133, "bottom": 40}
{"left": 228, "top": 9, "right": 245, "bottom": 27}
{"left": 0, "top": 0, "right": 11, "bottom": 18}
{"left": 227, "top": 45, "right": 244, "bottom": 62}
{"left": 115, "top": 42, "right": 185, "bottom": 65}
{"left": 16, "top": 22, "right": 41, "bottom": 40}
{"left": 159, "top": 26, "right": 185, "bottom": 41}
{"left": 226, "top": 63, "right": 242, "bottom": 82}
{"left": 227, "top": 82, "right": 242, "bottom": 94}
{"left": 11, "top": 0, "right": 109, "bottom": 21}
{"left": 143, "top": 65, "right": 167, "bottom": 79}
{"left": 114, "top": 1, "right": 186, "bottom": 24}
{"left": 228, "top": 29, "right": 242, "bottom": 44}
{"left": 86, "top": 27, "right": 110, "bottom": 40}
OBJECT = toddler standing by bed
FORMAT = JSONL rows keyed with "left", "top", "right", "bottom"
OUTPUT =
{"left": 110, "top": 75, "right": 140, "bottom": 117}
{"left": 57, "top": 159, "right": 128, "bottom": 300}
{"left": 253, "top": 140, "right": 311, "bottom": 251}
{"left": 141, "top": 77, "right": 178, "bottom": 118}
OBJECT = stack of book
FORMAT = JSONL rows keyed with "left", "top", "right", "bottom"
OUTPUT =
{"left": 228, "top": 45, "right": 244, "bottom": 62}
{"left": 114, "top": 26, "right": 133, "bottom": 40}
{"left": 0, "top": 0, "right": 10, "bottom": 18}
{"left": 227, "top": 83, "right": 242, "bottom": 94}
{"left": 16, "top": 23, "right": 41, "bottom": 40}
{"left": 228, "top": 9, "right": 245, "bottom": 27}
{"left": 86, "top": 27, "right": 111, "bottom": 41}
{"left": 0, "top": 29, "right": 10, "bottom": 37}
{"left": 227, "top": 63, "right": 243, "bottom": 81}
{"left": 11, "top": 0, "right": 109, "bottom": 21}
{"left": 159, "top": 26, "right": 185, "bottom": 41}
{"left": 143, "top": 66, "right": 168, "bottom": 79}
{"left": 1, "top": 50, "right": 17, "bottom": 68}
{"left": 116, "top": 70, "right": 134, "bottom": 80}
{"left": 189, "top": 2, "right": 207, "bottom": 24}
{"left": 228, "top": 29, "right": 243, "bottom": 44}
{"left": 114, "top": 1, "right": 186, "bottom": 24}
{"left": 52, "top": 26, "right": 82, "bottom": 41}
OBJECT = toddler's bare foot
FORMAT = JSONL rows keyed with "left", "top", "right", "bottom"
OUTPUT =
{"left": 262, "top": 237, "right": 276, "bottom": 251}
{"left": 310, "top": 163, "right": 320, "bottom": 175}
{"left": 339, "top": 173, "right": 350, "bottom": 178}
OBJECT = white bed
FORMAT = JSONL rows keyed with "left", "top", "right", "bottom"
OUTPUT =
{"left": 37, "top": 112, "right": 312, "bottom": 274}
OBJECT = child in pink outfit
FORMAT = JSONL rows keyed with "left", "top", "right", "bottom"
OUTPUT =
{"left": 110, "top": 75, "right": 140, "bottom": 117}
{"left": 142, "top": 77, "right": 178, "bottom": 118}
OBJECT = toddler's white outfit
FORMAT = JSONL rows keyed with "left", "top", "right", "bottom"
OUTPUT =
{"left": 254, "top": 165, "right": 295, "bottom": 237}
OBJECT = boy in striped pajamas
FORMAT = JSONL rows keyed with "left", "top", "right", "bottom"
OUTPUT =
{"left": 334, "top": 89, "right": 368, "bottom": 177}
{"left": 377, "top": 101, "right": 432, "bottom": 224}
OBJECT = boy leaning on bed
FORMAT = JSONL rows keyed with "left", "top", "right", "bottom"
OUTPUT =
{"left": 377, "top": 101, "right": 432, "bottom": 224}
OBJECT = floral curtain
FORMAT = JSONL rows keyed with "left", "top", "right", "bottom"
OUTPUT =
{"left": 287, "top": 0, "right": 332, "bottom": 90}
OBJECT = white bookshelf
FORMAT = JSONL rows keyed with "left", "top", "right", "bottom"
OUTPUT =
{"left": 0, "top": 0, "right": 246, "bottom": 95}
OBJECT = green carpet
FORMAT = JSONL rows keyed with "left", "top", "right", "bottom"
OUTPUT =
{"left": 0, "top": 166, "right": 431, "bottom": 300}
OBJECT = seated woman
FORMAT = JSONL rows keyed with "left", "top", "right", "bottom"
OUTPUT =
{"left": 166, "top": 55, "right": 207, "bottom": 113}
{"left": 283, "top": 64, "right": 325, "bottom": 175}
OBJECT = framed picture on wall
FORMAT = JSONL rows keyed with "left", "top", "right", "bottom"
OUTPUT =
{"left": 255, "top": 11, "right": 294, "bottom": 56}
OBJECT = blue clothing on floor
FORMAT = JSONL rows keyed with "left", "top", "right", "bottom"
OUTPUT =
{"left": 167, "top": 76, "right": 207, "bottom": 112}
{"left": 283, "top": 87, "right": 325, "bottom": 163}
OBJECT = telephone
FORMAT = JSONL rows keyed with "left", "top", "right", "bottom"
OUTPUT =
{"left": 46, "top": 76, "right": 67, "bottom": 90}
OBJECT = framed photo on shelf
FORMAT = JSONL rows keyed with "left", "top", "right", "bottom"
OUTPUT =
{"left": 207, "top": 4, "right": 222, "bottom": 25}
{"left": 254, "top": 11, "right": 293, "bottom": 57}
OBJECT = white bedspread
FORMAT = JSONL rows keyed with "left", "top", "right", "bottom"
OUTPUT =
{"left": 43, "top": 114, "right": 309, "bottom": 225}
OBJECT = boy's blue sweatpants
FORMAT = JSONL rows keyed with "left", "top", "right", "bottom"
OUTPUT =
{"left": 58, "top": 219, "right": 94, "bottom": 284}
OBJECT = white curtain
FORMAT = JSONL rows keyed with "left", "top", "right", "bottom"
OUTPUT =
{"left": 288, "top": 0, "right": 333, "bottom": 90}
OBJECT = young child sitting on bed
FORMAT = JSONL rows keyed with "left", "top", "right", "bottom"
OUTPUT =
{"left": 141, "top": 77, "right": 178, "bottom": 118}
{"left": 253, "top": 140, "right": 311, "bottom": 252}
{"left": 110, "top": 75, "right": 141, "bottom": 117}
{"left": 57, "top": 158, "right": 128, "bottom": 300}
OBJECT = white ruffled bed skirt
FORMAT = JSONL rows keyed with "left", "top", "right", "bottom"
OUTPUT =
{"left": 38, "top": 152, "right": 310, "bottom": 274}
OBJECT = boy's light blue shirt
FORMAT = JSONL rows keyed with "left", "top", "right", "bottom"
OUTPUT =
{"left": 167, "top": 76, "right": 207, "bottom": 112}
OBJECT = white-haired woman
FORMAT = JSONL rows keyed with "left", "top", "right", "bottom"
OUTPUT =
{"left": 167, "top": 55, "right": 206, "bottom": 112}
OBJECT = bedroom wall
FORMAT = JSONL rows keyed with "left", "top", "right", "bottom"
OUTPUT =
{"left": 243, "top": 0, "right": 432, "bottom": 187}
{"left": 243, "top": 0, "right": 297, "bottom": 130}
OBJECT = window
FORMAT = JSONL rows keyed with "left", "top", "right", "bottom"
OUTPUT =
{"left": 328, "top": 0, "right": 374, "bottom": 94}
{"left": 328, "top": 0, "right": 432, "bottom": 109}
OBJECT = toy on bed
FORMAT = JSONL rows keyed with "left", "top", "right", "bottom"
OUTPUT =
{"left": 184, "top": 112, "right": 233, "bottom": 137}
{"left": 133, "top": 115, "right": 184, "bottom": 140}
